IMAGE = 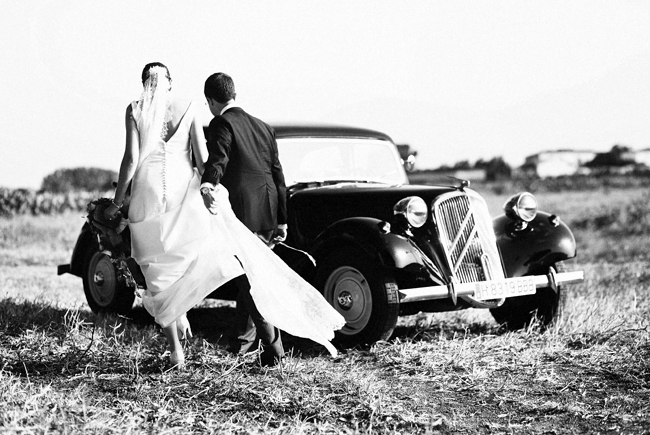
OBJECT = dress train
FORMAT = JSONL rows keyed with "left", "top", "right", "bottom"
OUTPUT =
{"left": 212, "top": 185, "right": 346, "bottom": 357}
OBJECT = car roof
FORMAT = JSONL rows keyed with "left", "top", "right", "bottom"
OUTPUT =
{"left": 202, "top": 123, "right": 395, "bottom": 143}
{"left": 271, "top": 124, "right": 395, "bottom": 143}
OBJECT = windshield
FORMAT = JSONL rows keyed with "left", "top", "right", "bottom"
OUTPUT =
{"left": 277, "top": 138, "right": 408, "bottom": 186}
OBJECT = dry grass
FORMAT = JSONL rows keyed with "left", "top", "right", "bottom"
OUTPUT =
{"left": 0, "top": 212, "right": 86, "bottom": 267}
{"left": 0, "top": 189, "right": 649, "bottom": 434}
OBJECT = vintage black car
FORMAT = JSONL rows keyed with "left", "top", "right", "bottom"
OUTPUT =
{"left": 58, "top": 124, "right": 584, "bottom": 346}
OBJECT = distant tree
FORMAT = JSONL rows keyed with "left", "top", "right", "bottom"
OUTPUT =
{"left": 478, "top": 157, "right": 511, "bottom": 181}
{"left": 517, "top": 161, "right": 539, "bottom": 178}
{"left": 452, "top": 160, "right": 471, "bottom": 170}
{"left": 396, "top": 144, "right": 417, "bottom": 161}
{"left": 41, "top": 167, "right": 117, "bottom": 193}
{"left": 585, "top": 145, "right": 635, "bottom": 168}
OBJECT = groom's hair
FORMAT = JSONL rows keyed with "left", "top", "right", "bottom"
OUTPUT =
{"left": 204, "top": 73, "right": 236, "bottom": 103}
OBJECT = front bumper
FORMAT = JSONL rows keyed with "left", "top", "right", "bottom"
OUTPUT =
{"left": 398, "top": 269, "right": 584, "bottom": 303}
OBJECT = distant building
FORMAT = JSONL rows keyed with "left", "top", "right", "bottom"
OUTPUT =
{"left": 452, "top": 169, "right": 487, "bottom": 181}
{"left": 524, "top": 150, "right": 597, "bottom": 178}
{"left": 633, "top": 149, "right": 650, "bottom": 167}
{"left": 584, "top": 145, "right": 637, "bottom": 174}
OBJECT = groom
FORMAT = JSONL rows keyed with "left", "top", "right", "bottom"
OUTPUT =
{"left": 200, "top": 72, "right": 287, "bottom": 366}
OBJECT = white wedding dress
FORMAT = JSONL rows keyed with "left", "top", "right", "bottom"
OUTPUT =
{"left": 128, "top": 99, "right": 345, "bottom": 356}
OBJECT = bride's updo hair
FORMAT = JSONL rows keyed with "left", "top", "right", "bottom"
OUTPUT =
{"left": 141, "top": 62, "right": 172, "bottom": 84}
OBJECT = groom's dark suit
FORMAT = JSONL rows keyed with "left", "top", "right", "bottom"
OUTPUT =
{"left": 202, "top": 107, "right": 287, "bottom": 234}
{"left": 201, "top": 106, "right": 287, "bottom": 364}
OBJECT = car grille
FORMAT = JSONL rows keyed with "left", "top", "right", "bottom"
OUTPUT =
{"left": 432, "top": 191, "right": 505, "bottom": 284}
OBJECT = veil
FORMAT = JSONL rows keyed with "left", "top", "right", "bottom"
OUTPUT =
{"left": 131, "top": 66, "right": 171, "bottom": 167}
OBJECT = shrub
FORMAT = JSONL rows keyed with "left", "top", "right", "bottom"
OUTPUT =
{"left": 0, "top": 188, "right": 111, "bottom": 217}
{"left": 41, "top": 168, "right": 117, "bottom": 193}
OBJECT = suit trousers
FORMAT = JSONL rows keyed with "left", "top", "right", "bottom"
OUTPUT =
{"left": 229, "top": 272, "right": 283, "bottom": 365}
{"left": 229, "top": 230, "right": 283, "bottom": 363}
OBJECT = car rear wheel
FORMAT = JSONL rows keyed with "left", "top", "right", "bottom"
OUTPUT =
{"left": 489, "top": 262, "right": 568, "bottom": 331}
{"left": 82, "top": 250, "right": 135, "bottom": 314}
{"left": 316, "top": 247, "right": 399, "bottom": 347}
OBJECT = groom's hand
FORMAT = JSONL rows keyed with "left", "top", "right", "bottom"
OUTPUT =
{"left": 272, "top": 225, "right": 287, "bottom": 244}
{"left": 200, "top": 186, "right": 218, "bottom": 215}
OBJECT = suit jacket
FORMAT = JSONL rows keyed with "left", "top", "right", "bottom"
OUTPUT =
{"left": 202, "top": 107, "right": 287, "bottom": 232}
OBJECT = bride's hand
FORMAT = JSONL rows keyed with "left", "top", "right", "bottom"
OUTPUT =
{"left": 104, "top": 203, "right": 120, "bottom": 220}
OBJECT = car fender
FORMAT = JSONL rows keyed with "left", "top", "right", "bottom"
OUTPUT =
{"left": 310, "top": 217, "right": 427, "bottom": 271}
{"left": 493, "top": 211, "right": 577, "bottom": 278}
{"left": 68, "top": 223, "right": 98, "bottom": 277}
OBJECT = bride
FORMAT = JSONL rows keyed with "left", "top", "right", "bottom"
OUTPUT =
{"left": 104, "top": 62, "right": 344, "bottom": 368}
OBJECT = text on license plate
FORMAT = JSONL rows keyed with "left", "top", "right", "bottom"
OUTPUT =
{"left": 473, "top": 277, "right": 536, "bottom": 300}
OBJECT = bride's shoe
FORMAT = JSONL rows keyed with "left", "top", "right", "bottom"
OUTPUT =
{"left": 169, "top": 349, "right": 185, "bottom": 369}
{"left": 176, "top": 314, "right": 193, "bottom": 340}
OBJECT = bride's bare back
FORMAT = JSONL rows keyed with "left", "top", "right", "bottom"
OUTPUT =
{"left": 162, "top": 96, "right": 193, "bottom": 143}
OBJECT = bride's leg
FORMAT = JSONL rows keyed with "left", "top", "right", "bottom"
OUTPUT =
{"left": 163, "top": 321, "right": 185, "bottom": 368}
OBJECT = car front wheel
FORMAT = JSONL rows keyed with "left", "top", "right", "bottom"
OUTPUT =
{"left": 489, "top": 262, "right": 568, "bottom": 331}
{"left": 316, "top": 247, "right": 399, "bottom": 347}
{"left": 82, "top": 250, "right": 135, "bottom": 314}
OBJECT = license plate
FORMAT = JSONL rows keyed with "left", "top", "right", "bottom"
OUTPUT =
{"left": 473, "top": 276, "right": 536, "bottom": 300}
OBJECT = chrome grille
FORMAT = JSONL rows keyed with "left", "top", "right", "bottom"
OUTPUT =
{"left": 432, "top": 191, "right": 505, "bottom": 284}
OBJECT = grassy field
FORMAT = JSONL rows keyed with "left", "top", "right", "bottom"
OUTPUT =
{"left": 0, "top": 188, "right": 649, "bottom": 434}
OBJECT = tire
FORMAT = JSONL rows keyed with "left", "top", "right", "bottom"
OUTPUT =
{"left": 82, "top": 250, "right": 135, "bottom": 314}
{"left": 490, "top": 262, "right": 568, "bottom": 331}
{"left": 316, "top": 247, "right": 399, "bottom": 347}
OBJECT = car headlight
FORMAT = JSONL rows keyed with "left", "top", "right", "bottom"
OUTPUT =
{"left": 503, "top": 192, "right": 538, "bottom": 223}
{"left": 394, "top": 196, "right": 428, "bottom": 228}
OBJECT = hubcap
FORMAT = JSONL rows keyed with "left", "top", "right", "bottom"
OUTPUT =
{"left": 324, "top": 266, "right": 372, "bottom": 335}
{"left": 337, "top": 291, "right": 354, "bottom": 309}
{"left": 94, "top": 271, "right": 105, "bottom": 286}
{"left": 88, "top": 253, "right": 117, "bottom": 307}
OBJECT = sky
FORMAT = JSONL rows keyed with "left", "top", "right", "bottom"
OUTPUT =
{"left": 1, "top": 0, "right": 649, "bottom": 189}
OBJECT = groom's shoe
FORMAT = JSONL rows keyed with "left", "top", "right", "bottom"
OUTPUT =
{"left": 260, "top": 347, "right": 282, "bottom": 367}
{"left": 227, "top": 317, "right": 258, "bottom": 355}
{"left": 259, "top": 332, "right": 284, "bottom": 367}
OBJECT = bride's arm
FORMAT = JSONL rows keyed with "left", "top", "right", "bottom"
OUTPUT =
{"left": 106, "top": 105, "right": 139, "bottom": 217}
{"left": 189, "top": 112, "right": 207, "bottom": 175}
